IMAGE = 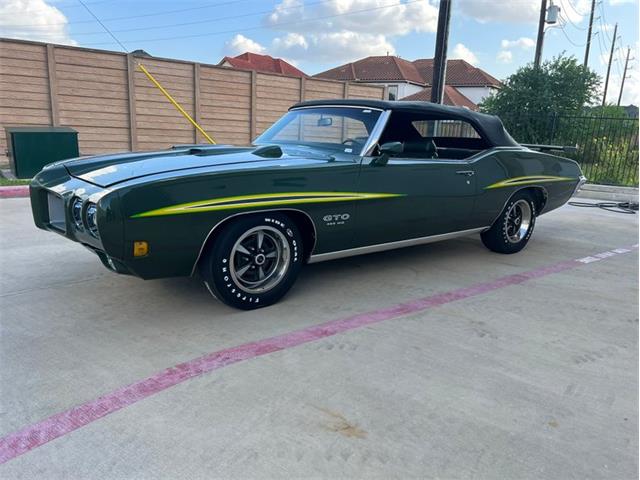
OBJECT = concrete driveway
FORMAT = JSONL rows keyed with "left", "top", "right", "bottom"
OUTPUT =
{"left": 1, "top": 197, "right": 638, "bottom": 479}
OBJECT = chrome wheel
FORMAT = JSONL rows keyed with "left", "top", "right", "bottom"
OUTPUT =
{"left": 505, "top": 199, "right": 532, "bottom": 243}
{"left": 229, "top": 226, "right": 290, "bottom": 294}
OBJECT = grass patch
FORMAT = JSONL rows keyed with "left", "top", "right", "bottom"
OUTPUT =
{"left": 0, "top": 176, "right": 30, "bottom": 186}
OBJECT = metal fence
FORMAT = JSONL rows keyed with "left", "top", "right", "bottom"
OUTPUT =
{"left": 499, "top": 112, "right": 639, "bottom": 187}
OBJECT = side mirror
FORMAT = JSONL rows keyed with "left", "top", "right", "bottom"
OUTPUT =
{"left": 372, "top": 141, "right": 403, "bottom": 166}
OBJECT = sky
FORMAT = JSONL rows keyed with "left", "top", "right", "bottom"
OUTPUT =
{"left": 1, "top": 0, "right": 639, "bottom": 104}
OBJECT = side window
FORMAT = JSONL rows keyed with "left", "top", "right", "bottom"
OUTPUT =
{"left": 379, "top": 113, "right": 488, "bottom": 160}
{"left": 387, "top": 86, "right": 398, "bottom": 101}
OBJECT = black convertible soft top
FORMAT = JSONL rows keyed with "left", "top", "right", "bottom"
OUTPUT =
{"left": 291, "top": 99, "right": 519, "bottom": 148}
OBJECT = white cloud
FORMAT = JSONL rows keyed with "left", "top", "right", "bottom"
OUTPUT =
{"left": 451, "top": 43, "right": 479, "bottom": 65}
{"left": 458, "top": 0, "right": 589, "bottom": 24}
{"left": 621, "top": 70, "right": 640, "bottom": 105}
{"left": 609, "top": 0, "right": 635, "bottom": 5}
{"left": 0, "top": 0, "right": 76, "bottom": 45}
{"left": 457, "top": 0, "right": 540, "bottom": 23}
{"left": 598, "top": 52, "right": 609, "bottom": 66}
{"left": 557, "top": 0, "right": 591, "bottom": 24}
{"left": 224, "top": 29, "right": 394, "bottom": 65}
{"left": 501, "top": 37, "right": 535, "bottom": 49}
{"left": 271, "top": 33, "right": 307, "bottom": 57}
{"left": 223, "top": 0, "right": 437, "bottom": 65}
{"left": 272, "top": 31, "right": 394, "bottom": 63}
{"left": 263, "top": 0, "right": 435, "bottom": 64}
{"left": 603, "top": 70, "right": 640, "bottom": 105}
{"left": 604, "top": 43, "right": 640, "bottom": 105}
{"left": 266, "top": 0, "right": 439, "bottom": 36}
{"left": 497, "top": 50, "right": 513, "bottom": 63}
{"left": 224, "top": 34, "right": 266, "bottom": 56}
{"left": 599, "top": 23, "right": 616, "bottom": 33}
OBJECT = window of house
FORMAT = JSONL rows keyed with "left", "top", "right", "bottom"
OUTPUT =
{"left": 387, "top": 86, "right": 398, "bottom": 101}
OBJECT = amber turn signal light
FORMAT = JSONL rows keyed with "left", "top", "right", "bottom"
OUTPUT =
{"left": 133, "top": 241, "right": 149, "bottom": 257}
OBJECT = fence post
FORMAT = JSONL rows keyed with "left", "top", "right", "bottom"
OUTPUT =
{"left": 300, "top": 76, "right": 305, "bottom": 102}
{"left": 549, "top": 111, "right": 558, "bottom": 143}
{"left": 194, "top": 63, "right": 201, "bottom": 144}
{"left": 46, "top": 44, "right": 59, "bottom": 127}
{"left": 126, "top": 54, "right": 138, "bottom": 151}
{"left": 250, "top": 71, "right": 257, "bottom": 141}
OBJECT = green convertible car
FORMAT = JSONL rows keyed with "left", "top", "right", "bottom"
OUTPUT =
{"left": 30, "top": 100, "right": 586, "bottom": 309}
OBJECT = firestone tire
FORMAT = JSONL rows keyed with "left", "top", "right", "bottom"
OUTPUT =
{"left": 200, "top": 213, "right": 304, "bottom": 310}
{"left": 481, "top": 191, "right": 537, "bottom": 254}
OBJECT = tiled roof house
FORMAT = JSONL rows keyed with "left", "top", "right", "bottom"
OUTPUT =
{"left": 314, "top": 56, "right": 502, "bottom": 109}
{"left": 219, "top": 52, "right": 307, "bottom": 78}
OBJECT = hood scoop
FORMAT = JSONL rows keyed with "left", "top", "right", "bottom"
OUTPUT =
{"left": 65, "top": 144, "right": 289, "bottom": 188}
{"left": 252, "top": 145, "right": 283, "bottom": 158}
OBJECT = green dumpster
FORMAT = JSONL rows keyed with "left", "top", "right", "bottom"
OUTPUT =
{"left": 5, "top": 127, "right": 79, "bottom": 179}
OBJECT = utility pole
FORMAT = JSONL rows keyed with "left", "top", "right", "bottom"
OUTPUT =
{"left": 617, "top": 46, "right": 631, "bottom": 106}
{"left": 602, "top": 22, "right": 618, "bottom": 106}
{"left": 430, "top": 0, "right": 452, "bottom": 104}
{"left": 583, "top": 0, "right": 596, "bottom": 67}
{"left": 534, "top": 0, "right": 548, "bottom": 67}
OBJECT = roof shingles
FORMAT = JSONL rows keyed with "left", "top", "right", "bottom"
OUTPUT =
{"left": 314, "top": 56, "right": 501, "bottom": 88}
{"left": 412, "top": 58, "right": 500, "bottom": 87}
{"left": 317, "top": 55, "right": 425, "bottom": 85}
{"left": 220, "top": 52, "right": 307, "bottom": 78}
{"left": 401, "top": 86, "right": 478, "bottom": 110}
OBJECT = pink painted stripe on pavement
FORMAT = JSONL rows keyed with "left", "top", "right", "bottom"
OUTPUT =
{"left": 0, "top": 186, "right": 29, "bottom": 198}
{"left": 0, "top": 244, "right": 637, "bottom": 464}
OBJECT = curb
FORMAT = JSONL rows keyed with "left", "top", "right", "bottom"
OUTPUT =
{"left": 0, "top": 186, "right": 29, "bottom": 198}
{"left": 575, "top": 184, "right": 638, "bottom": 203}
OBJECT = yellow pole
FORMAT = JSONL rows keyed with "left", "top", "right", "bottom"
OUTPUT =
{"left": 137, "top": 63, "right": 216, "bottom": 144}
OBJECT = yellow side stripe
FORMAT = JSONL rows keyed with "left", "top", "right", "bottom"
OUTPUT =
{"left": 485, "top": 175, "right": 574, "bottom": 190}
{"left": 132, "top": 192, "right": 404, "bottom": 218}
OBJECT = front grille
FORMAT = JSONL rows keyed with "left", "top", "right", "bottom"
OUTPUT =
{"left": 47, "top": 192, "right": 66, "bottom": 233}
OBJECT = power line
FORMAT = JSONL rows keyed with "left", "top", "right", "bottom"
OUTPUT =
{"left": 595, "top": 28, "right": 608, "bottom": 61}
{"left": 49, "top": 0, "right": 114, "bottom": 8}
{"left": 560, "top": 0, "right": 589, "bottom": 17}
{"left": 597, "top": 1, "right": 614, "bottom": 43}
{"left": 559, "top": 10, "right": 588, "bottom": 31}
{"left": 77, "top": 0, "right": 427, "bottom": 47}
{"left": 557, "top": 19, "right": 588, "bottom": 47}
{"left": 614, "top": 51, "right": 624, "bottom": 77}
{"left": 38, "top": 0, "right": 362, "bottom": 38}
{"left": 76, "top": 0, "right": 216, "bottom": 143}
{"left": 76, "top": 0, "right": 128, "bottom": 52}
{"left": 2, "top": 0, "right": 256, "bottom": 29}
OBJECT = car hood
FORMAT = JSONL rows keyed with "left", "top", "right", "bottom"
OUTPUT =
{"left": 63, "top": 145, "right": 330, "bottom": 188}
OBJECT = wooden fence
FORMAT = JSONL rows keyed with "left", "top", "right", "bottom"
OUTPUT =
{"left": 0, "top": 38, "right": 384, "bottom": 157}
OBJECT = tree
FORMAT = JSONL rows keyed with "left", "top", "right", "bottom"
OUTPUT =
{"left": 480, "top": 56, "right": 638, "bottom": 187}
{"left": 480, "top": 55, "right": 601, "bottom": 116}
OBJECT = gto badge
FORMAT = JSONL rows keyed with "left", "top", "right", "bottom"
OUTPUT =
{"left": 323, "top": 213, "right": 350, "bottom": 226}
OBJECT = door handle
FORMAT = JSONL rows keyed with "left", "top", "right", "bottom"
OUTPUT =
{"left": 456, "top": 170, "right": 475, "bottom": 176}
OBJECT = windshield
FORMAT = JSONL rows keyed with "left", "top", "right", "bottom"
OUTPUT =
{"left": 254, "top": 107, "right": 382, "bottom": 154}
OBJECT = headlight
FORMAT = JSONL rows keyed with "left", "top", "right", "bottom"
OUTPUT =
{"left": 84, "top": 203, "right": 99, "bottom": 237}
{"left": 71, "top": 198, "right": 83, "bottom": 229}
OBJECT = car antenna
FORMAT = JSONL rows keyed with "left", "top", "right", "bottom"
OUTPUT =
{"left": 77, "top": 0, "right": 217, "bottom": 145}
